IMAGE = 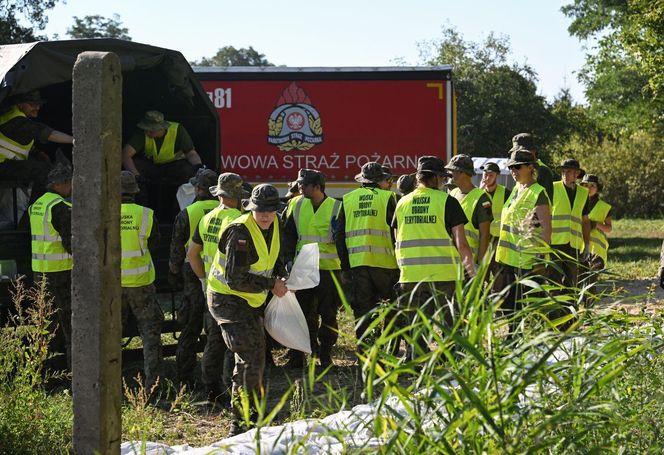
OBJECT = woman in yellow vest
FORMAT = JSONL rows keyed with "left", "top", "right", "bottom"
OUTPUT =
{"left": 494, "top": 150, "right": 551, "bottom": 328}
{"left": 393, "top": 156, "right": 476, "bottom": 359}
{"left": 207, "top": 184, "right": 288, "bottom": 436}
{"left": 580, "top": 174, "right": 612, "bottom": 303}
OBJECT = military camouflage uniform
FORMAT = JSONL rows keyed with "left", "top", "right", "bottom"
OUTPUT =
{"left": 208, "top": 219, "right": 286, "bottom": 426}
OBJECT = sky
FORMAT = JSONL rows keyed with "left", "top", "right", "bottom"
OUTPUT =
{"left": 42, "top": 0, "right": 589, "bottom": 103}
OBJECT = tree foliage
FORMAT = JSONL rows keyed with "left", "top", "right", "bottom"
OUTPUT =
{"left": 192, "top": 46, "right": 274, "bottom": 67}
{"left": 0, "top": 0, "right": 62, "bottom": 44}
{"left": 419, "top": 27, "right": 558, "bottom": 157}
{"left": 67, "top": 14, "right": 131, "bottom": 40}
{"left": 562, "top": 0, "right": 664, "bottom": 135}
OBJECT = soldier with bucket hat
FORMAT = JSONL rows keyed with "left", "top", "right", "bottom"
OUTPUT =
{"left": 119, "top": 171, "right": 164, "bottom": 391}
{"left": 509, "top": 133, "right": 555, "bottom": 200}
{"left": 169, "top": 167, "right": 219, "bottom": 387}
{"left": 187, "top": 172, "right": 247, "bottom": 406}
{"left": 207, "top": 184, "right": 288, "bottom": 436}
{"left": 334, "top": 162, "right": 400, "bottom": 356}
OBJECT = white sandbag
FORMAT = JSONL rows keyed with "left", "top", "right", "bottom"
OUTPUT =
{"left": 286, "top": 243, "right": 320, "bottom": 290}
{"left": 176, "top": 182, "right": 196, "bottom": 210}
{"left": 265, "top": 291, "right": 311, "bottom": 354}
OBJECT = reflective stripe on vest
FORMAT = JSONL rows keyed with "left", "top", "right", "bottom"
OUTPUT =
{"left": 0, "top": 106, "right": 33, "bottom": 163}
{"left": 199, "top": 205, "right": 241, "bottom": 275}
{"left": 450, "top": 187, "right": 484, "bottom": 261}
{"left": 207, "top": 213, "right": 280, "bottom": 308}
{"left": 551, "top": 181, "right": 588, "bottom": 249}
{"left": 144, "top": 122, "right": 179, "bottom": 164}
{"left": 488, "top": 185, "right": 506, "bottom": 237}
{"left": 28, "top": 192, "right": 72, "bottom": 273}
{"left": 588, "top": 198, "right": 611, "bottom": 264}
{"left": 395, "top": 187, "right": 461, "bottom": 283}
{"left": 342, "top": 187, "right": 397, "bottom": 269}
{"left": 495, "top": 183, "right": 548, "bottom": 270}
{"left": 293, "top": 196, "right": 342, "bottom": 270}
{"left": 120, "top": 203, "right": 155, "bottom": 287}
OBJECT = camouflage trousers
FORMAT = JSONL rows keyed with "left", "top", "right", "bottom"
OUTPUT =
{"left": 176, "top": 264, "right": 206, "bottom": 383}
{"left": 122, "top": 284, "right": 164, "bottom": 390}
{"left": 208, "top": 291, "right": 265, "bottom": 417}
{"left": 37, "top": 271, "right": 72, "bottom": 369}
{"left": 201, "top": 309, "right": 233, "bottom": 392}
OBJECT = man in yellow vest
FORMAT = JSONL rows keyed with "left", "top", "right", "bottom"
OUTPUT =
{"left": 0, "top": 90, "right": 74, "bottom": 203}
{"left": 120, "top": 171, "right": 164, "bottom": 391}
{"left": 187, "top": 172, "right": 246, "bottom": 406}
{"left": 479, "top": 161, "right": 510, "bottom": 242}
{"left": 282, "top": 169, "right": 342, "bottom": 368}
{"left": 392, "top": 156, "right": 475, "bottom": 359}
{"left": 551, "top": 158, "right": 591, "bottom": 290}
{"left": 334, "top": 162, "right": 400, "bottom": 353}
{"left": 169, "top": 168, "right": 219, "bottom": 386}
{"left": 446, "top": 154, "right": 493, "bottom": 264}
{"left": 28, "top": 164, "right": 73, "bottom": 367}
{"left": 207, "top": 184, "right": 288, "bottom": 436}
{"left": 121, "top": 110, "right": 203, "bottom": 195}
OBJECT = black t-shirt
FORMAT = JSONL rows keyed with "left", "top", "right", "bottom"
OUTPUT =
{"left": 0, "top": 112, "right": 53, "bottom": 145}
{"left": 451, "top": 189, "right": 493, "bottom": 229}
{"left": 126, "top": 123, "right": 194, "bottom": 157}
{"left": 564, "top": 184, "right": 590, "bottom": 215}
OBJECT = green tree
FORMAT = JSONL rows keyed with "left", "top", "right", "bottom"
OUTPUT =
{"left": 562, "top": 0, "right": 664, "bottom": 134}
{"left": 0, "top": 0, "right": 62, "bottom": 44}
{"left": 419, "top": 27, "right": 557, "bottom": 157}
{"left": 193, "top": 46, "right": 274, "bottom": 67}
{"left": 67, "top": 14, "right": 131, "bottom": 40}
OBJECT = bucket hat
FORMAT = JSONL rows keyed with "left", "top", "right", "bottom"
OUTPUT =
{"left": 189, "top": 168, "right": 218, "bottom": 189}
{"left": 47, "top": 164, "right": 72, "bottom": 186}
{"left": 12, "top": 90, "right": 46, "bottom": 105}
{"left": 555, "top": 158, "right": 585, "bottom": 178}
{"left": 396, "top": 173, "right": 416, "bottom": 196}
{"left": 120, "top": 170, "right": 140, "bottom": 194}
{"left": 580, "top": 173, "right": 602, "bottom": 192}
{"left": 509, "top": 132, "right": 536, "bottom": 152}
{"left": 355, "top": 162, "right": 392, "bottom": 183}
{"left": 137, "top": 110, "right": 169, "bottom": 131}
{"left": 296, "top": 169, "right": 325, "bottom": 186}
{"left": 416, "top": 156, "right": 449, "bottom": 176}
{"left": 505, "top": 149, "right": 537, "bottom": 168}
{"left": 242, "top": 184, "right": 281, "bottom": 212}
{"left": 445, "top": 154, "right": 475, "bottom": 176}
{"left": 210, "top": 172, "right": 246, "bottom": 199}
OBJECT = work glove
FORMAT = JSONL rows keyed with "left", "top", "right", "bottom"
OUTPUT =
{"left": 168, "top": 271, "right": 183, "bottom": 291}
{"left": 659, "top": 269, "right": 664, "bottom": 290}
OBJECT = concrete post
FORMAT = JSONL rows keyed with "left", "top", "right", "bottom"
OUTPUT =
{"left": 71, "top": 51, "right": 123, "bottom": 455}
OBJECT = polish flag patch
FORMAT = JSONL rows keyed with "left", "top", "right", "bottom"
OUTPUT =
{"left": 482, "top": 201, "right": 492, "bottom": 209}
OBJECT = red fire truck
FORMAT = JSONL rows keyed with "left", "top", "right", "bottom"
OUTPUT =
{"left": 195, "top": 66, "right": 456, "bottom": 197}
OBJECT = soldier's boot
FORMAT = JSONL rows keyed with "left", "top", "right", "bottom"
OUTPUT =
{"left": 284, "top": 350, "right": 305, "bottom": 369}
{"left": 319, "top": 344, "right": 334, "bottom": 368}
{"left": 204, "top": 382, "right": 230, "bottom": 409}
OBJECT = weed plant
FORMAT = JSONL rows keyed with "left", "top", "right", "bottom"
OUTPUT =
{"left": 0, "top": 278, "right": 72, "bottom": 455}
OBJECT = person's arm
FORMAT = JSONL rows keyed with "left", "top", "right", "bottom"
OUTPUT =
{"left": 281, "top": 212, "right": 299, "bottom": 264}
{"left": 50, "top": 202, "right": 72, "bottom": 255}
{"left": 452, "top": 224, "right": 475, "bottom": 277}
{"left": 582, "top": 215, "right": 591, "bottom": 251}
{"left": 47, "top": 130, "right": 74, "bottom": 144}
{"left": 475, "top": 193, "right": 493, "bottom": 261}
{"left": 596, "top": 215, "right": 612, "bottom": 234}
{"left": 168, "top": 210, "right": 189, "bottom": 274}
{"left": 223, "top": 225, "right": 278, "bottom": 293}
{"left": 386, "top": 193, "right": 397, "bottom": 244}
{"left": 478, "top": 221, "right": 491, "bottom": 261}
{"left": 147, "top": 216, "right": 160, "bottom": 254}
{"left": 534, "top": 204, "right": 552, "bottom": 245}
{"left": 187, "top": 241, "right": 205, "bottom": 279}
{"left": 333, "top": 207, "right": 350, "bottom": 272}
{"left": 185, "top": 149, "right": 203, "bottom": 166}
{"left": 122, "top": 144, "right": 141, "bottom": 175}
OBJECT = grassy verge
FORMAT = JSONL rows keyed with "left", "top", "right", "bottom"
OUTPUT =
{"left": 609, "top": 218, "right": 663, "bottom": 279}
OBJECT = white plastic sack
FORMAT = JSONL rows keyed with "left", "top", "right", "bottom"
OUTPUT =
{"left": 176, "top": 182, "right": 196, "bottom": 210}
{"left": 264, "top": 243, "right": 320, "bottom": 353}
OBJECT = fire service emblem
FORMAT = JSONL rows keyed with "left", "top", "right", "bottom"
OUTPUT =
{"left": 268, "top": 82, "right": 323, "bottom": 151}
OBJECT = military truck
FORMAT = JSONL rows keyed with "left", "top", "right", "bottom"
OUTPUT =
{"left": 0, "top": 39, "right": 219, "bottom": 318}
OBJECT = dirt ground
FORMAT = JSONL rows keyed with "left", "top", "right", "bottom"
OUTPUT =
{"left": 596, "top": 277, "right": 664, "bottom": 315}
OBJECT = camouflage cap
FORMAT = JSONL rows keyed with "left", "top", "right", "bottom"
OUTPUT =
{"left": 506, "top": 149, "right": 537, "bottom": 168}
{"left": 580, "top": 173, "right": 602, "bottom": 191}
{"left": 137, "top": 110, "right": 169, "bottom": 131}
{"left": 296, "top": 169, "right": 325, "bottom": 186}
{"left": 445, "top": 154, "right": 475, "bottom": 176}
{"left": 242, "top": 184, "right": 281, "bottom": 212}
{"left": 355, "top": 162, "right": 391, "bottom": 184}
{"left": 210, "top": 172, "right": 246, "bottom": 199}
{"left": 47, "top": 164, "right": 72, "bottom": 186}
{"left": 417, "top": 156, "right": 448, "bottom": 176}
{"left": 120, "top": 170, "right": 140, "bottom": 194}
{"left": 555, "top": 158, "right": 586, "bottom": 178}
{"left": 11, "top": 90, "right": 46, "bottom": 105}
{"left": 510, "top": 132, "right": 536, "bottom": 152}
{"left": 396, "top": 173, "right": 416, "bottom": 196}
{"left": 189, "top": 168, "right": 218, "bottom": 189}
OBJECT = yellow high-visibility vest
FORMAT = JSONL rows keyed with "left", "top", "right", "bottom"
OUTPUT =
{"left": 198, "top": 205, "right": 241, "bottom": 275}
{"left": 342, "top": 187, "right": 397, "bottom": 269}
{"left": 120, "top": 203, "right": 155, "bottom": 287}
{"left": 29, "top": 192, "right": 72, "bottom": 273}
{"left": 395, "top": 187, "right": 461, "bottom": 283}
{"left": 450, "top": 187, "right": 485, "bottom": 261}
{"left": 0, "top": 105, "right": 33, "bottom": 163}
{"left": 144, "top": 122, "right": 179, "bottom": 164}
{"left": 185, "top": 199, "right": 219, "bottom": 250}
{"left": 551, "top": 181, "right": 588, "bottom": 250}
{"left": 208, "top": 213, "right": 280, "bottom": 308}
{"left": 495, "top": 183, "right": 548, "bottom": 270}
{"left": 293, "top": 196, "right": 342, "bottom": 270}
{"left": 487, "top": 184, "right": 506, "bottom": 238}
{"left": 588, "top": 198, "right": 611, "bottom": 264}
